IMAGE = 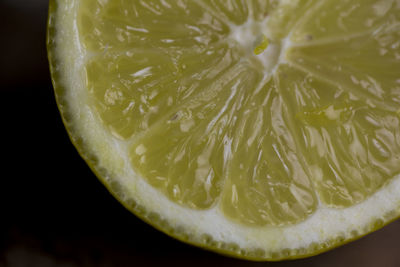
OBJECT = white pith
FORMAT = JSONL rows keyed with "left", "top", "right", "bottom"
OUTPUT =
{"left": 53, "top": 0, "right": 400, "bottom": 256}
{"left": 228, "top": 17, "right": 291, "bottom": 75}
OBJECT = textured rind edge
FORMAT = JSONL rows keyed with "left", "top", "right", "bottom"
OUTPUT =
{"left": 47, "top": 0, "right": 400, "bottom": 261}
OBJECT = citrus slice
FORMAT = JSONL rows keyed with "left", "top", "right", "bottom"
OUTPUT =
{"left": 48, "top": 0, "right": 400, "bottom": 260}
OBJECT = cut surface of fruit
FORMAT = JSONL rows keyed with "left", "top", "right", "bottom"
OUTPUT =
{"left": 48, "top": 0, "right": 400, "bottom": 260}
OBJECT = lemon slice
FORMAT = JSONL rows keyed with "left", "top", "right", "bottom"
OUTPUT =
{"left": 48, "top": 0, "right": 400, "bottom": 260}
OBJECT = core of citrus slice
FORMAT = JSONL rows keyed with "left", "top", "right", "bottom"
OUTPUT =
{"left": 48, "top": 0, "right": 400, "bottom": 260}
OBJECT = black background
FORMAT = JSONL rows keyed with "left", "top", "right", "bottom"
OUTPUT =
{"left": 2, "top": 1, "right": 400, "bottom": 266}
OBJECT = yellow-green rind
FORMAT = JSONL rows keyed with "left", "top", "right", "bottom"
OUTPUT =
{"left": 47, "top": 0, "right": 400, "bottom": 261}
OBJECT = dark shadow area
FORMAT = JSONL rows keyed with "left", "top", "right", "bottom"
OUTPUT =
{"left": 1, "top": 1, "right": 400, "bottom": 266}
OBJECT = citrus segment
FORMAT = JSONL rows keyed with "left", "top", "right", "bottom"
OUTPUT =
{"left": 85, "top": 49, "right": 179, "bottom": 139}
{"left": 200, "top": 0, "right": 249, "bottom": 25}
{"left": 265, "top": 0, "right": 318, "bottom": 41}
{"left": 220, "top": 78, "right": 317, "bottom": 226}
{"left": 79, "top": 0, "right": 229, "bottom": 52}
{"left": 129, "top": 63, "right": 261, "bottom": 209}
{"left": 289, "top": 28, "right": 400, "bottom": 108}
{"left": 290, "top": 0, "right": 400, "bottom": 43}
{"left": 248, "top": 0, "right": 278, "bottom": 21}
{"left": 275, "top": 64, "right": 400, "bottom": 207}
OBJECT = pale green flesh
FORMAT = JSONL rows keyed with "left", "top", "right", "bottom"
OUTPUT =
{"left": 79, "top": 0, "right": 400, "bottom": 226}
